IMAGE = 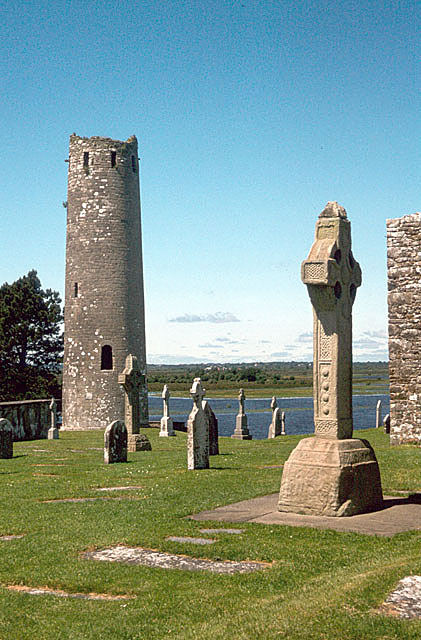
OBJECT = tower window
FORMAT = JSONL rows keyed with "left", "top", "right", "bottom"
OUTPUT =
{"left": 111, "top": 151, "right": 116, "bottom": 167}
{"left": 74, "top": 282, "right": 78, "bottom": 297}
{"left": 101, "top": 345, "right": 113, "bottom": 370}
{"left": 131, "top": 155, "right": 136, "bottom": 173}
{"left": 83, "top": 152, "right": 89, "bottom": 167}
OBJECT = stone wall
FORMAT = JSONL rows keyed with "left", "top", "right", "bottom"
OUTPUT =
{"left": 0, "top": 399, "right": 59, "bottom": 441}
{"left": 62, "top": 135, "right": 148, "bottom": 430}
{"left": 387, "top": 212, "right": 421, "bottom": 445}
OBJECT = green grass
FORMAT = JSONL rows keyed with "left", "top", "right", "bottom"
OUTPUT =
{"left": 0, "top": 428, "right": 420, "bottom": 639}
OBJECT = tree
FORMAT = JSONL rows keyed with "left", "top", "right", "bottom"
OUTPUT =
{"left": 0, "top": 271, "right": 63, "bottom": 400}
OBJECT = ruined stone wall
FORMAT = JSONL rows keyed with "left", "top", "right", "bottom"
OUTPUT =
{"left": 387, "top": 213, "right": 421, "bottom": 445}
{"left": 62, "top": 135, "right": 148, "bottom": 430}
{"left": 0, "top": 398, "right": 56, "bottom": 440}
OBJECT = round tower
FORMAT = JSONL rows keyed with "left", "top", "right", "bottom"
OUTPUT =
{"left": 62, "top": 134, "right": 148, "bottom": 429}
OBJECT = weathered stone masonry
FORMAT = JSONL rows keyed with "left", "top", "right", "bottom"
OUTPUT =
{"left": 387, "top": 213, "right": 421, "bottom": 445}
{"left": 62, "top": 135, "right": 148, "bottom": 430}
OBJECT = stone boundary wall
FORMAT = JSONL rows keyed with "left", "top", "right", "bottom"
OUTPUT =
{"left": 0, "top": 399, "right": 61, "bottom": 441}
{"left": 387, "top": 212, "right": 421, "bottom": 445}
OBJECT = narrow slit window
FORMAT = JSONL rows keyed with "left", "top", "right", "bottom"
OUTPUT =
{"left": 74, "top": 282, "right": 78, "bottom": 298}
{"left": 111, "top": 151, "right": 116, "bottom": 167}
{"left": 131, "top": 155, "right": 136, "bottom": 173}
{"left": 101, "top": 345, "right": 113, "bottom": 370}
{"left": 83, "top": 152, "right": 89, "bottom": 167}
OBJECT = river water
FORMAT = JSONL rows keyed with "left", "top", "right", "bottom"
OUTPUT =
{"left": 148, "top": 393, "right": 389, "bottom": 440}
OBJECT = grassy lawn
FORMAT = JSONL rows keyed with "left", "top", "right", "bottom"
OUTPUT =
{"left": 0, "top": 428, "right": 420, "bottom": 639}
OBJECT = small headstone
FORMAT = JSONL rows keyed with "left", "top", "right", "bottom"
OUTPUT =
{"left": 376, "top": 399, "right": 382, "bottom": 429}
{"left": 202, "top": 399, "right": 219, "bottom": 455}
{"left": 48, "top": 398, "right": 59, "bottom": 440}
{"left": 231, "top": 389, "right": 252, "bottom": 440}
{"left": 281, "top": 411, "right": 286, "bottom": 435}
{"left": 383, "top": 413, "right": 391, "bottom": 434}
{"left": 118, "top": 354, "right": 151, "bottom": 451}
{"left": 187, "top": 378, "right": 209, "bottom": 470}
{"left": 104, "top": 420, "right": 127, "bottom": 464}
{"left": 268, "top": 397, "right": 282, "bottom": 438}
{"left": 0, "top": 418, "right": 13, "bottom": 459}
{"left": 159, "top": 384, "right": 175, "bottom": 437}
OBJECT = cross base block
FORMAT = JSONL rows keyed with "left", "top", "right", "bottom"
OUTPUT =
{"left": 278, "top": 436, "right": 383, "bottom": 517}
{"left": 128, "top": 433, "right": 152, "bottom": 452}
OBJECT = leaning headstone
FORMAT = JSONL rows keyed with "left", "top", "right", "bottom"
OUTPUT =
{"left": 268, "top": 397, "right": 282, "bottom": 438}
{"left": 383, "top": 414, "right": 391, "bottom": 434}
{"left": 231, "top": 389, "right": 252, "bottom": 440}
{"left": 118, "top": 354, "right": 151, "bottom": 452}
{"left": 376, "top": 399, "right": 382, "bottom": 429}
{"left": 202, "top": 399, "right": 219, "bottom": 455}
{"left": 104, "top": 420, "right": 127, "bottom": 464}
{"left": 187, "top": 378, "right": 209, "bottom": 469}
{"left": 0, "top": 418, "right": 13, "bottom": 459}
{"left": 159, "top": 384, "right": 175, "bottom": 437}
{"left": 47, "top": 398, "right": 59, "bottom": 440}
{"left": 281, "top": 411, "right": 286, "bottom": 435}
{"left": 278, "top": 202, "right": 383, "bottom": 517}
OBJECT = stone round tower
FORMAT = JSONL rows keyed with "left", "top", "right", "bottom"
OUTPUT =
{"left": 62, "top": 134, "right": 148, "bottom": 430}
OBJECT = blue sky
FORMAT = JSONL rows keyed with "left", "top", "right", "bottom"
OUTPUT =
{"left": 1, "top": 0, "right": 419, "bottom": 363}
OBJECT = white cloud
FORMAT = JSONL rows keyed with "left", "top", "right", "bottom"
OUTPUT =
{"left": 169, "top": 312, "right": 240, "bottom": 324}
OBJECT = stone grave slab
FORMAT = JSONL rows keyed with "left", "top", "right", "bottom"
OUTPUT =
{"left": 83, "top": 546, "right": 269, "bottom": 574}
{"left": 166, "top": 536, "right": 216, "bottom": 545}
{"left": 199, "top": 528, "right": 244, "bottom": 535}
{"left": 379, "top": 576, "right": 421, "bottom": 619}
{"left": 0, "top": 534, "right": 25, "bottom": 541}
{"left": 6, "top": 585, "right": 133, "bottom": 601}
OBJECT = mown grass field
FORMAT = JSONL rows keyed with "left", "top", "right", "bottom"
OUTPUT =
{"left": 0, "top": 428, "right": 420, "bottom": 639}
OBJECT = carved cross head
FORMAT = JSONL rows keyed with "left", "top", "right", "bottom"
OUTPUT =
{"left": 118, "top": 354, "right": 144, "bottom": 392}
{"left": 301, "top": 202, "right": 362, "bottom": 313}
{"left": 49, "top": 398, "right": 57, "bottom": 412}
{"left": 162, "top": 384, "right": 170, "bottom": 401}
{"left": 271, "top": 396, "right": 277, "bottom": 411}
{"left": 190, "top": 378, "right": 205, "bottom": 407}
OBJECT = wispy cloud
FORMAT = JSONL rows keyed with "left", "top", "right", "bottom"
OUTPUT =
{"left": 169, "top": 312, "right": 240, "bottom": 324}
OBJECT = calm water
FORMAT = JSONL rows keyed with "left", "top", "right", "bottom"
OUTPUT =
{"left": 148, "top": 394, "right": 390, "bottom": 440}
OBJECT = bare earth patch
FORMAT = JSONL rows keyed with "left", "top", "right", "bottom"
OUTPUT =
{"left": 83, "top": 545, "right": 270, "bottom": 574}
{"left": 379, "top": 576, "right": 421, "bottom": 619}
{"left": 6, "top": 584, "right": 134, "bottom": 601}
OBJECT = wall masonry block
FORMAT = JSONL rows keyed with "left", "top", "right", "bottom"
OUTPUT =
{"left": 387, "top": 212, "right": 421, "bottom": 445}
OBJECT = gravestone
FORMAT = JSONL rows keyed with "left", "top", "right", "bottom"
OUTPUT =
{"left": 231, "top": 389, "right": 252, "bottom": 440}
{"left": 159, "top": 384, "right": 175, "bottom": 437}
{"left": 376, "top": 399, "right": 382, "bottom": 429}
{"left": 104, "top": 420, "right": 127, "bottom": 464}
{"left": 202, "top": 399, "right": 219, "bottom": 455}
{"left": 268, "top": 397, "right": 282, "bottom": 438}
{"left": 0, "top": 418, "right": 13, "bottom": 459}
{"left": 48, "top": 398, "right": 59, "bottom": 440}
{"left": 278, "top": 202, "right": 383, "bottom": 517}
{"left": 118, "top": 354, "right": 151, "bottom": 452}
{"left": 383, "top": 413, "right": 391, "bottom": 434}
{"left": 187, "top": 378, "right": 209, "bottom": 469}
{"left": 281, "top": 411, "right": 286, "bottom": 435}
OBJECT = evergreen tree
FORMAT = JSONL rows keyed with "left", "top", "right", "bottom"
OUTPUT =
{"left": 0, "top": 271, "right": 63, "bottom": 400}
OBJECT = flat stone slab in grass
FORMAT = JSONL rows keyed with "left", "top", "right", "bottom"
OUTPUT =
{"left": 83, "top": 546, "right": 269, "bottom": 574}
{"left": 95, "top": 486, "right": 143, "bottom": 491}
{"left": 42, "top": 496, "right": 147, "bottom": 503}
{"left": 379, "top": 576, "right": 421, "bottom": 619}
{"left": 199, "top": 528, "right": 244, "bottom": 535}
{"left": 6, "top": 585, "right": 133, "bottom": 601}
{"left": 0, "top": 535, "right": 25, "bottom": 541}
{"left": 190, "top": 493, "right": 421, "bottom": 536}
{"left": 167, "top": 536, "right": 216, "bottom": 545}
